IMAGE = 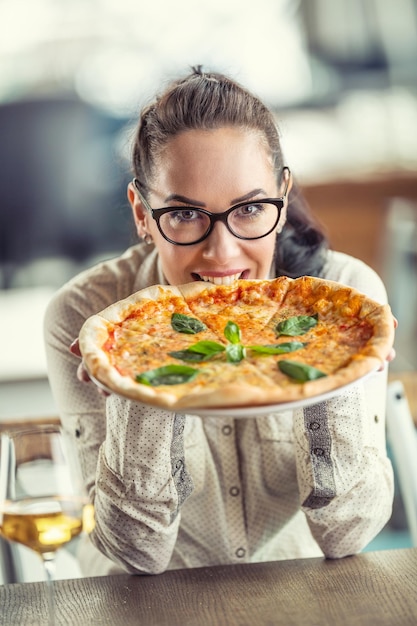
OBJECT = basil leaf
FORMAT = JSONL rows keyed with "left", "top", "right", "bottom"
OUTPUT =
{"left": 171, "top": 313, "right": 207, "bottom": 334}
{"left": 224, "top": 321, "right": 241, "bottom": 344}
{"left": 168, "top": 350, "right": 209, "bottom": 362}
{"left": 136, "top": 364, "right": 199, "bottom": 386}
{"left": 169, "top": 341, "right": 225, "bottom": 362}
{"left": 278, "top": 360, "right": 326, "bottom": 382}
{"left": 226, "top": 343, "right": 246, "bottom": 363}
{"left": 275, "top": 314, "right": 318, "bottom": 337}
{"left": 249, "top": 341, "right": 306, "bottom": 355}
{"left": 188, "top": 341, "right": 225, "bottom": 356}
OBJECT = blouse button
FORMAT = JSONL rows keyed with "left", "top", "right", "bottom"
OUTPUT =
{"left": 309, "top": 421, "right": 320, "bottom": 431}
{"left": 229, "top": 486, "right": 240, "bottom": 497}
{"left": 222, "top": 425, "right": 233, "bottom": 436}
{"left": 235, "top": 547, "right": 246, "bottom": 558}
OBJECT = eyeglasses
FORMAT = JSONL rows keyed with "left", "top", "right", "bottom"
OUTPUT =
{"left": 133, "top": 167, "right": 291, "bottom": 246}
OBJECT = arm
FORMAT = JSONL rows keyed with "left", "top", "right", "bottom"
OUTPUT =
{"left": 293, "top": 369, "right": 394, "bottom": 558}
{"left": 44, "top": 288, "right": 193, "bottom": 575}
{"left": 91, "top": 397, "right": 192, "bottom": 574}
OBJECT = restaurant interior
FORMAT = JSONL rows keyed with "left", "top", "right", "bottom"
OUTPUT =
{"left": 0, "top": 0, "right": 416, "bottom": 585}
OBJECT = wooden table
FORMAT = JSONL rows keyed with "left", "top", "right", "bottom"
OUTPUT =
{"left": 1, "top": 548, "right": 416, "bottom": 625}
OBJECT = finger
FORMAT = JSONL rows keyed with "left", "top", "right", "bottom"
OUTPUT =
{"left": 70, "top": 339, "right": 82, "bottom": 357}
{"left": 76, "top": 360, "right": 111, "bottom": 396}
{"left": 76, "top": 361, "right": 92, "bottom": 383}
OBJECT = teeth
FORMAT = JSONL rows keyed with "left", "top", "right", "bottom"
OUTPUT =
{"left": 199, "top": 273, "right": 241, "bottom": 285}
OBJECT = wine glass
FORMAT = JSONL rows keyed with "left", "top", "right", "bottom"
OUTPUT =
{"left": 0, "top": 425, "right": 95, "bottom": 625}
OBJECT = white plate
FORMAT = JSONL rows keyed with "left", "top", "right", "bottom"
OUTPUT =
{"left": 90, "top": 368, "right": 379, "bottom": 418}
{"left": 175, "top": 369, "right": 379, "bottom": 417}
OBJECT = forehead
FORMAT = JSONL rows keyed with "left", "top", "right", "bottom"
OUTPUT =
{"left": 153, "top": 127, "right": 276, "bottom": 199}
{"left": 160, "top": 126, "right": 270, "bottom": 159}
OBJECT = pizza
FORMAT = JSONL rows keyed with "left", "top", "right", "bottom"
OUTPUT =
{"left": 78, "top": 276, "right": 394, "bottom": 411}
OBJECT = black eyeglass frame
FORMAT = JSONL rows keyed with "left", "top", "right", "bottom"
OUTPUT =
{"left": 133, "top": 166, "right": 291, "bottom": 246}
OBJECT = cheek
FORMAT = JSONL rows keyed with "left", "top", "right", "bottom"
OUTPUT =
{"left": 157, "top": 244, "right": 195, "bottom": 283}
{"left": 276, "top": 206, "right": 288, "bottom": 233}
{"left": 243, "top": 236, "right": 277, "bottom": 277}
{"left": 256, "top": 233, "right": 276, "bottom": 256}
{"left": 144, "top": 214, "right": 157, "bottom": 234}
{"left": 261, "top": 238, "right": 277, "bottom": 269}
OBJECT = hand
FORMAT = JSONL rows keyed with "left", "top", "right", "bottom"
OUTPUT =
{"left": 70, "top": 339, "right": 110, "bottom": 396}
{"left": 378, "top": 315, "right": 398, "bottom": 371}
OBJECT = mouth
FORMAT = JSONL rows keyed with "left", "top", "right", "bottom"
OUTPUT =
{"left": 191, "top": 270, "right": 249, "bottom": 285}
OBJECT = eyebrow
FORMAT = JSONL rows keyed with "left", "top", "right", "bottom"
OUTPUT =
{"left": 231, "top": 189, "right": 266, "bottom": 204}
{"left": 163, "top": 188, "right": 267, "bottom": 207}
{"left": 163, "top": 193, "right": 206, "bottom": 207}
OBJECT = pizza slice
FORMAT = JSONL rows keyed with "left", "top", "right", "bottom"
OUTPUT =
{"left": 179, "top": 279, "right": 290, "bottom": 344}
{"left": 244, "top": 276, "right": 391, "bottom": 390}
{"left": 82, "top": 284, "right": 227, "bottom": 392}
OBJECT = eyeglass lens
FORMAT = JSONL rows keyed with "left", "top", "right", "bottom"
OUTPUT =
{"left": 158, "top": 202, "right": 280, "bottom": 244}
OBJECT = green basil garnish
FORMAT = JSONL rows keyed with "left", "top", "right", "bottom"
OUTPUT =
{"left": 163, "top": 319, "right": 323, "bottom": 379}
{"left": 249, "top": 341, "right": 306, "bottom": 355}
{"left": 188, "top": 340, "right": 225, "bottom": 356}
{"left": 168, "top": 350, "right": 210, "bottom": 362}
{"left": 136, "top": 364, "right": 199, "bottom": 386}
{"left": 226, "top": 343, "right": 246, "bottom": 364}
{"left": 169, "top": 340, "right": 225, "bottom": 362}
{"left": 224, "top": 321, "right": 241, "bottom": 344}
{"left": 171, "top": 313, "right": 207, "bottom": 334}
{"left": 223, "top": 321, "right": 244, "bottom": 362}
{"left": 275, "top": 314, "right": 318, "bottom": 337}
{"left": 278, "top": 360, "right": 326, "bottom": 382}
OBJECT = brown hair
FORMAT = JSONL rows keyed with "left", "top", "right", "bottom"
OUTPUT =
{"left": 132, "top": 66, "right": 328, "bottom": 278}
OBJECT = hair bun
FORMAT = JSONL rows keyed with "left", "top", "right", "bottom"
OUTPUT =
{"left": 191, "top": 65, "right": 204, "bottom": 75}
{"left": 190, "top": 65, "right": 220, "bottom": 83}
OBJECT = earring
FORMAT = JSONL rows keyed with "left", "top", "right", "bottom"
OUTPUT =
{"left": 143, "top": 234, "right": 153, "bottom": 245}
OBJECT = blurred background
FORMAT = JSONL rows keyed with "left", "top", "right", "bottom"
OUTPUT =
{"left": 0, "top": 0, "right": 416, "bottom": 580}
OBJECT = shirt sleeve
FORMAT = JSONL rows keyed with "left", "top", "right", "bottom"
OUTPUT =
{"left": 293, "top": 368, "right": 394, "bottom": 558}
{"left": 91, "top": 398, "right": 193, "bottom": 574}
{"left": 43, "top": 263, "right": 193, "bottom": 575}
{"left": 44, "top": 284, "right": 108, "bottom": 497}
{"left": 296, "top": 250, "right": 394, "bottom": 556}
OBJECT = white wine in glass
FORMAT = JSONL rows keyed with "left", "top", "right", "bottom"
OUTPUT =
{"left": 0, "top": 425, "right": 95, "bottom": 625}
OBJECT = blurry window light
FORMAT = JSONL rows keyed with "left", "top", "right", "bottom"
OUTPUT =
{"left": 74, "top": 47, "right": 163, "bottom": 117}
{"left": 73, "top": 3, "right": 312, "bottom": 114}
{"left": 0, "top": 0, "right": 89, "bottom": 54}
{"left": 0, "top": 0, "right": 314, "bottom": 113}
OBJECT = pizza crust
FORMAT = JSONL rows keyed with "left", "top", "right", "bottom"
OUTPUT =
{"left": 97, "top": 284, "right": 183, "bottom": 323}
{"left": 78, "top": 277, "right": 395, "bottom": 411}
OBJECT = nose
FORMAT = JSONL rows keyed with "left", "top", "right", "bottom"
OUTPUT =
{"left": 201, "top": 221, "right": 241, "bottom": 263}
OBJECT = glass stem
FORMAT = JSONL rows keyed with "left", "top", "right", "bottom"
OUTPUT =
{"left": 43, "top": 555, "right": 57, "bottom": 626}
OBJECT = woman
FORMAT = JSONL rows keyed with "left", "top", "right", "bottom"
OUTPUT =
{"left": 44, "top": 67, "right": 395, "bottom": 576}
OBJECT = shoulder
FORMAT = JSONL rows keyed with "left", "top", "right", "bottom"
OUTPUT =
{"left": 44, "top": 244, "right": 164, "bottom": 337}
{"left": 321, "top": 250, "right": 388, "bottom": 304}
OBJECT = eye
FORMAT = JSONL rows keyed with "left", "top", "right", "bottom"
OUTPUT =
{"left": 169, "top": 209, "right": 202, "bottom": 223}
{"left": 234, "top": 203, "right": 265, "bottom": 218}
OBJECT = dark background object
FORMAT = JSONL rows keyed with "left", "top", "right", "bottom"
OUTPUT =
{"left": 0, "top": 96, "right": 134, "bottom": 288}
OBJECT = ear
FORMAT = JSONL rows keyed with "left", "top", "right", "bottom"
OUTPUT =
{"left": 276, "top": 168, "right": 293, "bottom": 233}
{"left": 279, "top": 167, "right": 293, "bottom": 197}
{"left": 128, "top": 182, "right": 150, "bottom": 239}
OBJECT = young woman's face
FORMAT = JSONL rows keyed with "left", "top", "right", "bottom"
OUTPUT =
{"left": 129, "top": 127, "right": 288, "bottom": 286}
